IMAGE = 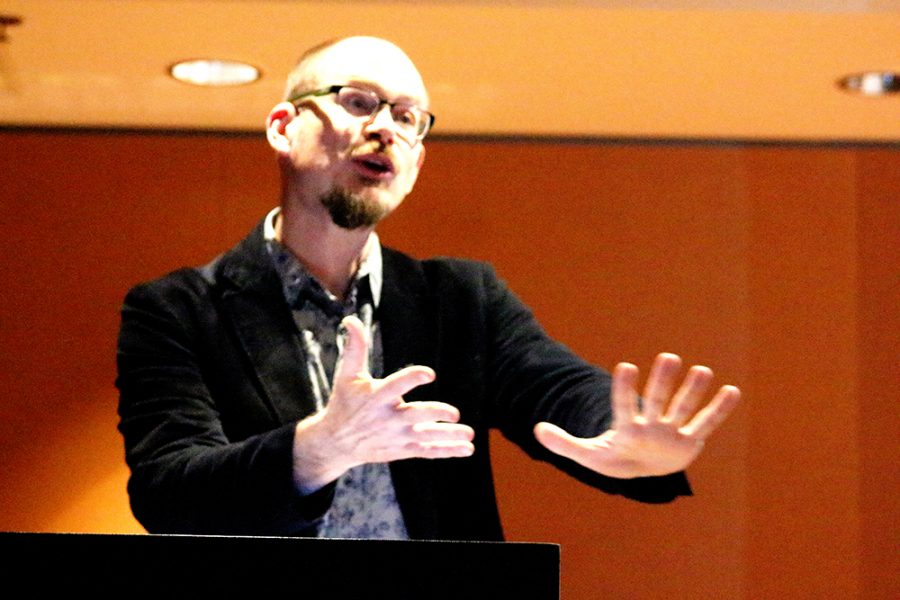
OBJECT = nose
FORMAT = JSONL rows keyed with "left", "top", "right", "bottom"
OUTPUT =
{"left": 362, "top": 103, "right": 396, "bottom": 145}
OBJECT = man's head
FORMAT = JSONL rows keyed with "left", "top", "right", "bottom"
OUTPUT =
{"left": 266, "top": 37, "right": 430, "bottom": 230}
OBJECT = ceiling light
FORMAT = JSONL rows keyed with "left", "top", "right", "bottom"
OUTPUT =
{"left": 169, "top": 59, "right": 261, "bottom": 87}
{"left": 838, "top": 72, "right": 899, "bottom": 96}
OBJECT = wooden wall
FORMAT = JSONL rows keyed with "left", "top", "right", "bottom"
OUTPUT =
{"left": 0, "top": 130, "right": 896, "bottom": 599}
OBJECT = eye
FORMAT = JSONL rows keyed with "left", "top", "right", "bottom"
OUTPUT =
{"left": 339, "top": 89, "right": 378, "bottom": 116}
{"left": 392, "top": 106, "right": 417, "bottom": 127}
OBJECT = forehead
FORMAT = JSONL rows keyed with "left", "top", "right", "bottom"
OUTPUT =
{"left": 304, "top": 38, "right": 429, "bottom": 107}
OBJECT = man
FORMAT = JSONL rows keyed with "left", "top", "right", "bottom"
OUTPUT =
{"left": 117, "top": 36, "right": 740, "bottom": 540}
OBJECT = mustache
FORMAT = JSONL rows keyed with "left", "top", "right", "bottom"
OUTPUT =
{"left": 352, "top": 140, "right": 395, "bottom": 160}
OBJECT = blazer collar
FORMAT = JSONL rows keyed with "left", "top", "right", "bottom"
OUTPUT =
{"left": 214, "top": 223, "right": 439, "bottom": 423}
{"left": 215, "top": 224, "right": 444, "bottom": 538}
{"left": 218, "top": 219, "right": 277, "bottom": 293}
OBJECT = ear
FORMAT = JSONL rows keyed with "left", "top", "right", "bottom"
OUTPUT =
{"left": 266, "top": 102, "right": 297, "bottom": 154}
{"left": 400, "top": 144, "right": 427, "bottom": 196}
{"left": 415, "top": 144, "right": 426, "bottom": 170}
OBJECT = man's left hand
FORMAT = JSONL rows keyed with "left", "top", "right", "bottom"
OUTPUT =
{"left": 534, "top": 353, "right": 740, "bottom": 479}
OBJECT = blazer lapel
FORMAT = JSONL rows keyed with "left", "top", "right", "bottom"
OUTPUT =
{"left": 379, "top": 250, "right": 435, "bottom": 382}
{"left": 217, "top": 234, "right": 445, "bottom": 538}
{"left": 216, "top": 224, "right": 317, "bottom": 423}
{"left": 379, "top": 249, "right": 444, "bottom": 539}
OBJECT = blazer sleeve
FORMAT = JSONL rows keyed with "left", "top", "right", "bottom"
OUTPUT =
{"left": 116, "top": 274, "right": 333, "bottom": 535}
{"left": 480, "top": 264, "right": 692, "bottom": 503}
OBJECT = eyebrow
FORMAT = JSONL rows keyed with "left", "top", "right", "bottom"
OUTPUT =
{"left": 344, "top": 80, "right": 424, "bottom": 107}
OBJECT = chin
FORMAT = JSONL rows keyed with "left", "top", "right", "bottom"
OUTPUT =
{"left": 322, "top": 186, "right": 399, "bottom": 229}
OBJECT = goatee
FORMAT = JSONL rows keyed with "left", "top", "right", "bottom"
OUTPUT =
{"left": 320, "top": 187, "right": 388, "bottom": 230}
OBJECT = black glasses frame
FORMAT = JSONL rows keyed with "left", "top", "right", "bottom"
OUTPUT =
{"left": 288, "top": 85, "right": 435, "bottom": 142}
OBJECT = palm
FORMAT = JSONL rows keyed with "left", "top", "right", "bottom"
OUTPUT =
{"left": 534, "top": 354, "right": 740, "bottom": 479}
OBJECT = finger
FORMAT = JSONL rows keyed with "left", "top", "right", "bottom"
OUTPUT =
{"left": 333, "top": 315, "right": 371, "bottom": 382}
{"left": 533, "top": 422, "right": 596, "bottom": 469}
{"left": 664, "top": 365, "right": 714, "bottom": 425}
{"left": 399, "top": 440, "right": 475, "bottom": 460}
{"left": 681, "top": 385, "right": 741, "bottom": 439}
{"left": 410, "top": 422, "right": 475, "bottom": 442}
{"left": 641, "top": 353, "right": 682, "bottom": 420}
{"left": 375, "top": 366, "right": 436, "bottom": 401}
{"left": 611, "top": 362, "right": 639, "bottom": 429}
{"left": 396, "top": 400, "right": 460, "bottom": 424}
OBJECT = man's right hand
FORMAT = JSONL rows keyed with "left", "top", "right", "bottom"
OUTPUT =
{"left": 291, "top": 315, "right": 475, "bottom": 494}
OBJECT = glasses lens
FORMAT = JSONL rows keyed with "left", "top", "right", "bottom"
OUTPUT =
{"left": 335, "top": 86, "right": 431, "bottom": 142}
{"left": 390, "top": 105, "right": 421, "bottom": 138}
{"left": 417, "top": 112, "right": 433, "bottom": 139}
{"left": 336, "top": 87, "right": 379, "bottom": 117}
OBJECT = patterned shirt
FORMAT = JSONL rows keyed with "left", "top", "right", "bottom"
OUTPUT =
{"left": 263, "top": 207, "right": 408, "bottom": 540}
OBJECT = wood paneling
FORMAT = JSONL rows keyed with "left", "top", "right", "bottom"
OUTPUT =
{"left": 0, "top": 130, "right": 895, "bottom": 598}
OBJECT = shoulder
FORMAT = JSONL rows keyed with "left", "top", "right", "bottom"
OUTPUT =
{"left": 119, "top": 267, "right": 222, "bottom": 344}
{"left": 124, "top": 251, "right": 225, "bottom": 308}
{"left": 382, "top": 246, "right": 500, "bottom": 291}
{"left": 123, "top": 219, "right": 269, "bottom": 312}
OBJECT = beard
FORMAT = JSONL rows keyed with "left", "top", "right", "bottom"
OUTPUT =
{"left": 320, "top": 187, "right": 389, "bottom": 230}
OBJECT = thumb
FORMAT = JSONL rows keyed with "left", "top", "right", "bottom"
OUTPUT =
{"left": 533, "top": 422, "right": 590, "bottom": 465}
{"left": 335, "top": 315, "right": 370, "bottom": 381}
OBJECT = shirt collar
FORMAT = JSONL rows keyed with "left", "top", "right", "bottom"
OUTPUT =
{"left": 263, "top": 206, "right": 382, "bottom": 308}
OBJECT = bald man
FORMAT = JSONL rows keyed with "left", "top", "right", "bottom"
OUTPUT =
{"left": 117, "top": 37, "right": 739, "bottom": 539}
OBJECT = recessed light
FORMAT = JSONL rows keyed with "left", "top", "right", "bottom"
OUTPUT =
{"left": 169, "top": 59, "right": 261, "bottom": 87}
{"left": 838, "top": 72, "right": 899, "bottom": 96}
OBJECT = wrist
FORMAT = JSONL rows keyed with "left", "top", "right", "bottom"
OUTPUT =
{"left": 292, "top": 410, "right": 348, "bottom": 494}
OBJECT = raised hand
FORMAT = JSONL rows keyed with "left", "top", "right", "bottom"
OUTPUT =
{"left": 533, "top": 353, "right": 740, "bottom": 479}
{"left": 292, "top": 315, "right": 475, "bottom": 493}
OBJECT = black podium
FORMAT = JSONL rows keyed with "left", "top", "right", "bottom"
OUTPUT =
{"left": 0, "top": 532, "right": 559, "bottom": 598}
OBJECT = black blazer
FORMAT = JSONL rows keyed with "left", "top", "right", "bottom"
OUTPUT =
{"left": 117, "top": 221, "right": 690, "bottom": 540}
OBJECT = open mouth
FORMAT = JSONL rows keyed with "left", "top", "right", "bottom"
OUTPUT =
{"left": 352, "top": 153, "right": 396, "bottom": 180}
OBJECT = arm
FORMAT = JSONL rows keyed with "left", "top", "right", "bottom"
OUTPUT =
{"left": 481, "top": 265, "right": 733, "bottom": 500}
{"left": 534, "top": 353, "right": 741, "bottom": 479}
{"left": 118, "top": 278, "right": 474, "bottom": 533}
{"left": 117, "top": 279, "right": 323, "bottom": 535}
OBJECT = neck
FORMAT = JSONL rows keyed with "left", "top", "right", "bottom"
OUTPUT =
{"left": 278, "top": 202, "right": 372, "bottom": 301}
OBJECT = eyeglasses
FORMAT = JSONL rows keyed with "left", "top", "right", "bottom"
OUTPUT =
{"left": 288, "top": 85, "right": 435, "bottom": 144}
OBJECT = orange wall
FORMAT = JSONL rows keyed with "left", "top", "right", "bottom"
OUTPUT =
{"left": 0, "top": 130, "right": 895, "bottom": 599}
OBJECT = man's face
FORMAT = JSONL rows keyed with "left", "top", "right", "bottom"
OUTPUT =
{"left": 274, "top": 38, "right": 428, "bottom": 229}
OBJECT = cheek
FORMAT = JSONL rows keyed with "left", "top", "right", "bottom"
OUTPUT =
{"left": 314, "top": 105, "right": 360, "bottom": 149}
{"left": 395, "top": 155, "right": 421, "bottom": 196}
{"left": 318, "top": 123, "right": 354, "bottom": 154}
{"left": 288, "top": 111, "right": 354, "bottom": 165}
